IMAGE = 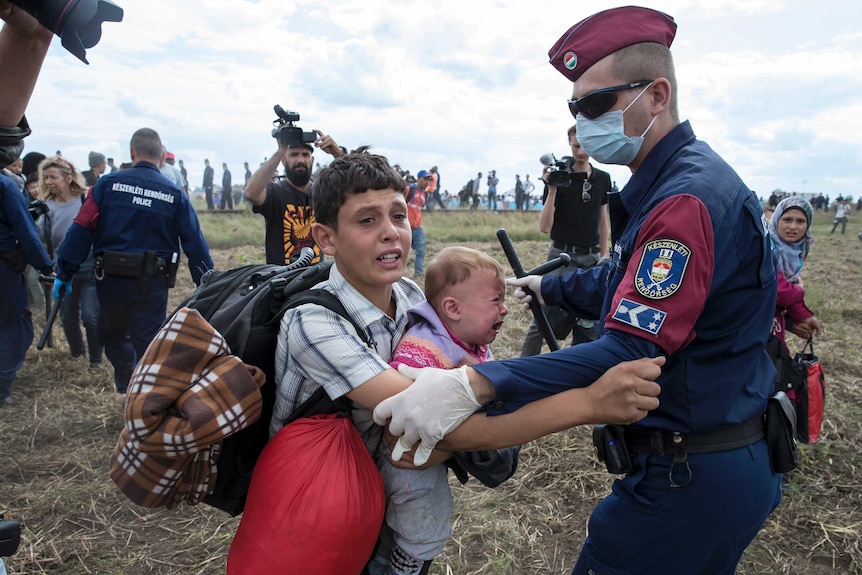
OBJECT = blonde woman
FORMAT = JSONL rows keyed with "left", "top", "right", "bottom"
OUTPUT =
{"left": 38, "top": 157, "right": 102, "bottom": 367}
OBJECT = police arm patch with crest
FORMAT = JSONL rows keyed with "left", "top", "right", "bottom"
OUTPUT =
{"left": 634, "top": 238, "right": 691, "bottom": 299}
{"left": 612, "top": 298, "right": 667, "bottom": 335}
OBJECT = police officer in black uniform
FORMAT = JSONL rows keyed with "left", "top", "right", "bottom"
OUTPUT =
{"left": 56, "top": 128, "right": 214, "bottom": 393}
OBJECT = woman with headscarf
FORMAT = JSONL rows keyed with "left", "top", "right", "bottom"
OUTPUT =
{"left": 768, "top": 197, "right": 822, "bottom": 346}
{"left": 37, "top": 156, "right": 103, "bottom": 367}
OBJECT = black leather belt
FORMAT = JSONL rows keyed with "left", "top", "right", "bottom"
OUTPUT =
{"left": 551, "top": 241, "right": 600, "bottom": 255}
{"left": 624, "top": 417, "right": 764, "bottom": 455}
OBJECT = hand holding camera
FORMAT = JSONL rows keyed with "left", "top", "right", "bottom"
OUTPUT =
{"left": 271, "top": 106, "right": 316, "bottom": 148}
{"left": 539, "top": 153, "right": 587, "bottom": 188}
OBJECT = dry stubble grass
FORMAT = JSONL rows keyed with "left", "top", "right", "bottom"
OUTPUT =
{"left": 1, "top": 210, "right": 860, "bottom": 574}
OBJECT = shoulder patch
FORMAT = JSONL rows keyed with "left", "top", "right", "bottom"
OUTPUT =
{"left": 634, "top": 239, "right": 691, "bottom": 299}
{"left": 612, "top": 298, "right": 667, "bottom": 335}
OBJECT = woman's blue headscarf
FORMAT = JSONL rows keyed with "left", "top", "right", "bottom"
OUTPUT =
{"left": 768, "top": 197, "right": 813, "bottom": 283}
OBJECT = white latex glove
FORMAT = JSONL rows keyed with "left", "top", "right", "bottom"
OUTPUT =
{"left": 373, "top": 364, "right": 481, "bottom": 466}
{"left": 505, "top": 275, "right": 544, "bottom": 307}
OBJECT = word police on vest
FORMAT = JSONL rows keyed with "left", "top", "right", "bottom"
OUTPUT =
{"left": 112, "top": 182, "right": 176, "bottom": 207}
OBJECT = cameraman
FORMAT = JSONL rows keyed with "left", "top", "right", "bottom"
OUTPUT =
{"left": 520, "top": 124, "right": 610, "bottom": 356}
{"left": 0, "top": 2, "right": 55, "bottom": 409}
{"left": 244, "top": 126, "right": 344, "bottom": 265}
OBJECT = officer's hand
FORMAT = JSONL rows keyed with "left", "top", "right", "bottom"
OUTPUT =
{"left": 506, "top": 275, "right": 544, "bottom": 307}
{"left": 53, "top": 277, "right": 72, "bottom": 299}
{"left": 312, "top": 130, "right": 343, "bottom": 157}
{"left": 373, "top": 365, "right": 480, "bottom": 466}
{"left": 585, "top": 357, "right": 664, "bottom": 424}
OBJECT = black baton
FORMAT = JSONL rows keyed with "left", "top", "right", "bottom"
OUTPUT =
{"left": 40, "top": 277, "right": 54, "bottom": 348}
{"left": 37, "top": 279, "right": 65, "bottom": 350}
{"left": 497, "top": 228, "right": 569, "bottom": 352}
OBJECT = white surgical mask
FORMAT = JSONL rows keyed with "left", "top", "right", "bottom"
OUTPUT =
{"left": 576, "top": 84, "right": 657, "bottom": 165}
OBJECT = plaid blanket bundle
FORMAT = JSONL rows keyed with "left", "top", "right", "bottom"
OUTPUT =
{"left": 109, "top": 307, "right": 266, "bottom": 509}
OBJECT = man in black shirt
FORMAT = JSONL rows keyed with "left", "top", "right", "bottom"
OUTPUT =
{"left": 521, "top": 124, "right": 611, "bottom": 355}
{"left": 244, "top": 128, "right": 344, "bottom": 264}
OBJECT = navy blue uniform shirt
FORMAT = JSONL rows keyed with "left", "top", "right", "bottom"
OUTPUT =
{"left": 476, "top": 121, "right": 777, "bottom": 433}
{"left": 0, "top": 174, "right": 53, "bottom": 273}
{"left": 57, "top": 162, "right": 212, "bottom": 284}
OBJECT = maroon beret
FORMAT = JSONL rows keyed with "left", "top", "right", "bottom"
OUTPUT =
{"left": 548, "top": 6, "right": 677, "bottom": 83}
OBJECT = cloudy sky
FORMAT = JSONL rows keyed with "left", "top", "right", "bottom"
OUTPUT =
{"left": 19, "top": 0, "right": 862, "bottom": 201}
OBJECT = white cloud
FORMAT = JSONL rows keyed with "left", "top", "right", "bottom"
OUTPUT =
{"left": 14, "top": 0, "right": 862, "bottom": 200}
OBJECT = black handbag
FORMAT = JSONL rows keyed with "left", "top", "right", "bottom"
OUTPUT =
{"left": 766, "top": 332, "right": 805, "bottom": 395}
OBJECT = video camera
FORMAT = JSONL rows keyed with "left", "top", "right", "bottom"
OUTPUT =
{"left": 271, "top": 106, "right": 316, "bottom": 148}
{"left": 28, "top": 198, "right": 49, "bottom": 221}
{"left": 9, "top": 0, "right": 124, "bottom": 64}
{"left": 539, "top": 153, "right": 587, "bottom": 188}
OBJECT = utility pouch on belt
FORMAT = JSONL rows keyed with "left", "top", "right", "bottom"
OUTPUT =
{"left": 764, "top": 391, "right": 798, "bottom": 474}
{"left": 0, "top": 244, "right": 27, "bottom": 273}
{"left": 98, "top": 250, "right": 148, "bottom": 278}
{"left": 96, "top": 250, "right": 176, "bottom": 288}
{"left": 592, "top": 424, "right": 633, "bottom": 475}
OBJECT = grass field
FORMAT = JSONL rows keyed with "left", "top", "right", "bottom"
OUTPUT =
{"left": 1, "top": 209, "right": 860, "bottom": 574}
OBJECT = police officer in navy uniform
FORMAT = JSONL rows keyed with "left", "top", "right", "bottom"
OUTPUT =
{"left": 56, "top": 128, "right": 213, "bottom": 394}
{"left": 374, "top": 7, "right": 781, "bottom": 574}
{"left": 0, "top": 1, "right": 56, "bottom": 407}
{"left": 0, "top": 170, "right": 54, "bottom": 407}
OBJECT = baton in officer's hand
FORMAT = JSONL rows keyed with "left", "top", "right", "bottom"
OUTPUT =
{"left": 37, "top": 277, "right": 65, "bottom": 350}
{"left": 38, "top": 275, "right": 54, "bottom": 348}
{"left": 497, "top": 228, "right": 568, "bottom": 352}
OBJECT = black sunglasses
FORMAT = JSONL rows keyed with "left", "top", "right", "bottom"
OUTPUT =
{"left": 567, "top": 80, "right": 653, "bottom": 120}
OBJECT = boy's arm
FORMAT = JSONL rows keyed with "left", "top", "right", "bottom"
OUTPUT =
{"left": 380, "top": 357, "right": 663, "bottom": 464}
{"left": 344, "top": 367, "right": 412, "bottom": 412}
{"left": 439, "top": 358, "right": 663, "bottom": 452}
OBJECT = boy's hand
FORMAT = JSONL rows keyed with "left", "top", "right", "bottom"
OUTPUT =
{"left": 373, "top": 365, "right": 480, "bottom": 466}
{"left": 506, "top": 275, "right": 544, "bottom": 307}
{"left": 585, "top": 357, "right": 664, "bottom": 424}
{"left": 381, "top": 429, "right": 454, "bottom": 469}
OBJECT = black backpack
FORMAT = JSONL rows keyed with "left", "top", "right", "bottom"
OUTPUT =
{"left": 171, "top": 248, "right": 369, "bottom": 516}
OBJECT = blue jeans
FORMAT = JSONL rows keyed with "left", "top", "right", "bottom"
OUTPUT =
{"left": 411, "top": 228, "right": 426, "bottom": 277}
{"left": 60, "top": 273, "right": 102, "bottom": 364}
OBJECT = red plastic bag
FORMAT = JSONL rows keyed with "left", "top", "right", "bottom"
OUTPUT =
{"left": 227, "top": 414, "right": 385, "bottom": 575}
{"left": 794, "top": 339, "right": 826, "bottom": 444}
